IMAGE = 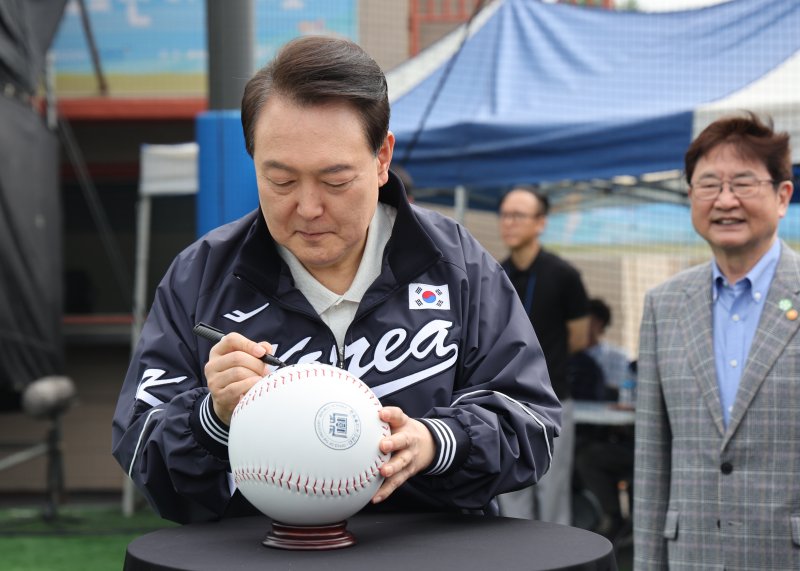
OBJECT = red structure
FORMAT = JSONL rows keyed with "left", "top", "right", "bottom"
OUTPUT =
{"left": 409, "top": 0, "right": 484, "bottom": 56}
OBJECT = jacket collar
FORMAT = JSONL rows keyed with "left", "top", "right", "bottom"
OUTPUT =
{"left": 680, "top": 242, "right": 800, "bottom": 441}
{"left": 723, "top": 242, "right": 800, "bottom": 445}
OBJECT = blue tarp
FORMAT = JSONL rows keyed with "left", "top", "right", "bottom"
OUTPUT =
{"left": 389, "top": 0, "right": 800, "bottom": 188}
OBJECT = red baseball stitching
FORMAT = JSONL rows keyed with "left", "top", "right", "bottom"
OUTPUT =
{"left": 231, "top": 363, "right": 389, "bottom": 493}
{"left": 233, "top": 462, "right": 387, "bottom": 497}
{"left": 233, "top": 363, "right": 383, "bottom": 418}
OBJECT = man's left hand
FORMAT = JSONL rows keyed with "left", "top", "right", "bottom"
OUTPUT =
{"left": 372, "top": 406, "right": 436, "bottom": 504}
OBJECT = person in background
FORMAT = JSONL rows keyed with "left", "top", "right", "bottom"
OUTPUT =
{"left": 584, "top": 298, "right": 630, "bottom": 398}
{"left": 111, "top": 35, "right": 560, "bottom": 524}
{"left": 635, "top": 112, "right": 798, "bottom": 569}
{"left": 496, "top": 186, "right": 590, "bottom": 524}
{"left": 572, "top": 360, "right": 636, "bottom": 542}
{"left": 572, "top": 298, "right": 634, "bottom": 539}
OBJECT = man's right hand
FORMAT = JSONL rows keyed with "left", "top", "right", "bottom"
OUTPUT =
{"left": 204, "top": 332, "right": 273, "bottom": 426}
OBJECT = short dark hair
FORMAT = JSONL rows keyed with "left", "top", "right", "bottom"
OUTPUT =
{"left": 588, "top": 298, "right": 611, "bottom": 328}
{"left": 500, "top": 184, "right": 550, "bottom": 216}
{"left": 685, "top": 111, "right": 792, "bottom": 185}
{"left": 241, "top": 35, "right": 390, "bottom": 157}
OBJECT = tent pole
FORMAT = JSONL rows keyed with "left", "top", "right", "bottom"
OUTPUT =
{"left": 122, "top": 190, "right": 151, "bottom": 519}
{"left": 206, "top": 0, "right": 254, "bottom": 110}
{"left": 75, "top": 0, "right": 108, "bottom": 95}
{"left": 455, "top": 185, "right": 467, "bottom": 224}
{"left": 58, "top": 118, "right": 132, "bottom": 303}
{"left": 131, "top": 194, "right": 152, "bottom": 348}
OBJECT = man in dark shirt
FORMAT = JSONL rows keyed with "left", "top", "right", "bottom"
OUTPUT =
{"left": 496, "top": 185, "right": 589, "bottom": 524}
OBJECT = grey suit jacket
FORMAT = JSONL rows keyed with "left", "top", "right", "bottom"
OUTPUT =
{"left": 633, "top": 241, "right": 800, "bottom": 570}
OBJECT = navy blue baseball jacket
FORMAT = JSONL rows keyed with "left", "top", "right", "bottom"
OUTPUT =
{"left": 111, "top": 174, "right": 561, "bottom": 524}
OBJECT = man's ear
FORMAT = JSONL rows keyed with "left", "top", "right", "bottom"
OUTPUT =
{"left": 377, "top": 132, "right": 395, "bottom": 186}
{"left": 778, "top": 179, "right": 794, "bottom": 218}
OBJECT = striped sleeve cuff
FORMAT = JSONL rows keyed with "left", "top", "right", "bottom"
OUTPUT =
{"left": 189, "top": 393, "right": 230, "bottom": 460}
{"left": 418, "top": 417, "right": 468, "bottom": 476}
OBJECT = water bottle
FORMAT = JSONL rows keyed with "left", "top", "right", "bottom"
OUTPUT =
{"left": 618, "top": 378, "right": 635, "bottom": 409}
{"left": 618, "top": 361, "right": 637, "bottom": 409}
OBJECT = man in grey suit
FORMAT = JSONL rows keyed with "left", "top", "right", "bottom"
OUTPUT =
{"left": 634, "top": 112, "right": 798, "bottom": 569}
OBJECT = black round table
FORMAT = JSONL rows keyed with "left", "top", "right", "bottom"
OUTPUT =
{"left": 124, "top": 513, "right": 617, "bottom": 571}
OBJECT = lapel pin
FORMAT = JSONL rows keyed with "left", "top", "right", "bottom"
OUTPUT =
{"left": 779, "top": 299, "right": 793, "bottom": 311}
{"left": 787, "top": 309, "right": 798, "bottom": 321}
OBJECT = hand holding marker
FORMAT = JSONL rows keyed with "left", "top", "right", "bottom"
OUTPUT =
{"left": 192, "top": 322, "right": 287, "bottom": 368}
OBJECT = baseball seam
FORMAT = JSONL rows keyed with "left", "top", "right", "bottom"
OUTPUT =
{"left": 232, "top": 364, "right": 390, "bottom": 497}
{"left": 232, "top": 365, "right": 384, "bottom": 418}
{"left": 233, "top": 457, "right": 385, "bottom": 496}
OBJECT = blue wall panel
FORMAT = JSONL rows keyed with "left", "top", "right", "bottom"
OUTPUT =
{"left": 196, "top": 111, "right": 258, "bottom": 237}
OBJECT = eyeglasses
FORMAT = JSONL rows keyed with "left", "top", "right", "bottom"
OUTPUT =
{"left": 689, "top": 177, "right": 775, "bottom": 201}
{"left": 499, "top": 212, "right": 542, "bottom": 222}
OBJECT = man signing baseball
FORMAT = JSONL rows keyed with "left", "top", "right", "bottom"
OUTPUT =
{"left": 112, "top": 36, "right": 560, "bottom": 524}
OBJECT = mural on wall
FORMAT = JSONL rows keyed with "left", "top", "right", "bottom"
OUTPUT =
{"left": 52, "top": 0, "right": 358, "bottom": 95}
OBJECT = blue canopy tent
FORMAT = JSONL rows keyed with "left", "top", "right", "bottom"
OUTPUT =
{"left": 388, "top": 0, "right": 800, "bottom": 190}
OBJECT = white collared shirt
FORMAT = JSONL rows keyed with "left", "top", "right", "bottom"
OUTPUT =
{"left": 278, "top": 203, "right": 397, "bottom": 352}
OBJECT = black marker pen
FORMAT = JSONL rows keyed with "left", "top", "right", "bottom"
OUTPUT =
{"left": 192, "top": 322, "right": 287, "bottom": 368}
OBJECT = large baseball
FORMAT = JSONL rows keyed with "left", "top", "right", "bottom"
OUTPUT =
{"left": 229, "top": 363, "right": 390, "bottom": 526}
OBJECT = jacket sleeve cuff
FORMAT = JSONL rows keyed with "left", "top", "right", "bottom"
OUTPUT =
{"left": 418, "top": 417, "right": 469, "bottom": 476}
{"left": 189, "top": 393, "right": 230, "bottom": 460}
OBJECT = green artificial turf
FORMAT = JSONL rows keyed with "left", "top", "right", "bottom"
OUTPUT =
{"left": 0, "top": 504, "right": 177, "bottom": 571}
{"left": 0, "top": 503, "right": 633, "bottom": 571}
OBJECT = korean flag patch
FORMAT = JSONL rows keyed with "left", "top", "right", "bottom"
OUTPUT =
{"left": 409, "top": 284, "right": 451, "bottom": 310}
